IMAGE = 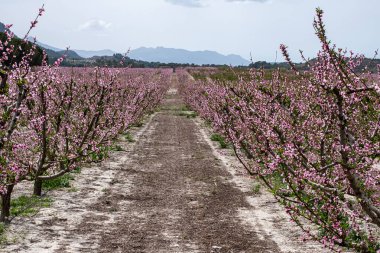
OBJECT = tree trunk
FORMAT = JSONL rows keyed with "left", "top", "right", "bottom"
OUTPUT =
{"left": 33, "top": 178, "right": 43, "bottom": 196}
{"left": 1, "top": 184, "right": 14, "bottom": 223}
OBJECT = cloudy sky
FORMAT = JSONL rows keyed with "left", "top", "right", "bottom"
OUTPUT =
{"left": 1, "top": 0, "right": 379, "bottom": 61}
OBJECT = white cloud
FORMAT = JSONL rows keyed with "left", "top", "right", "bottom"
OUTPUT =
{"left": 165, "top": 0, "right": 268, "bottom": 7}
{"left": 226, "top": 0, "right": 268, "bottom": 2}
{"left": 165, "top": 0, "right": 203, "bottom": 7}
{"left": 78, "top": 19, "right": 112, "bottom": 31}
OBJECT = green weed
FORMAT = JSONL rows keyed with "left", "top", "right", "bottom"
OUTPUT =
{"left": 251, "top": 183, "right": 261, "bottom": 195}
{"left": 123, "top": 132, "right": 135, "bottom": 143}
{"left": 42, "top": 173, "right": 74, "bottom": 190}
{"left": 68, "top": 187, "right": 78, "bottom": 193}
{"left": 0, "top": 222, "right": 6, "bottom": 244}
{"left": 210, "top": 133, "right": 228, "bottom": 149}
{"left": 178, "top": 111, "right": 197, "bottom": 118}
{"left": 111, "top": 144, "right": 124, "bottom": 151}
{"left": 10, "top": 195, "right": 52, "bottom": 217}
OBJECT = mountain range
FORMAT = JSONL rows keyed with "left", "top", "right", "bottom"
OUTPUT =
{"left": 37, "top": 43, "right": 249, "bottom": 66}
{"left": 1, "top": 21, "right": 249, "bottom": 66}
{"left": 128, "top": 47, "right": 249, "bottom": 66}
{"left": 2, "top": 22, "right": 379, "bottom": 71}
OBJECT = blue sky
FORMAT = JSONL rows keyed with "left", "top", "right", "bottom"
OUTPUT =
{"left": 1, "top": 0, "right": 379, "bottom": 61}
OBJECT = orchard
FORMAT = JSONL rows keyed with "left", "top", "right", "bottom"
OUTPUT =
{"left": 180, "top": 9, "right": 379, "bottom": 252}
{"left": 0, "top": 5, "right": 379, "bottom": 253}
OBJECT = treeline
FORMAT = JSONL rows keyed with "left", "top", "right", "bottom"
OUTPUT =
{"left": 0, "top": 33, "right": 44, "bottom": 67}
{"left": 249, "top": 59, "right": 380, "bottom": 73}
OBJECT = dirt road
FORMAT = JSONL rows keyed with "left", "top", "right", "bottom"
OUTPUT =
{"left": 3, "top": 75, "right": 329, "bottom": 253}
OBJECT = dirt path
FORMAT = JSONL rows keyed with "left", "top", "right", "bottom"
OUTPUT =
{"left": 2, "top": 75, "right": 331, "bottom": 253}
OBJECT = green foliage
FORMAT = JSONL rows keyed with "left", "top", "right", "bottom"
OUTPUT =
{"left": 0, "top": 223, "right": 5, "bottom": 235}
{"left": 191, "top": 72, "right": 207, "bottom": 81}
{"left": 0, "top": 222, "right": 6, "bottom": 244}
{"left": 10, "top": 195, "right": 52, "bottom": 217}
{"left": 0, "top": 82, "right": 9, "bottom": 96}
{"left": 42, "top": 167, "right": 81, "bottom": 191}
{"left": 90, "top": 147, "right": 109, "bottom": 162}
{"left": 178, "top": 111, "right": 197, "bottom": 118}
{"left": 71, "top": 167, "right": 81, "bottom": 174}
{"left": 0, "top": 156, "right": 6, "bottom": 167}
{"left": 204, "top": 120, "right": 212, "bottom": 128}
{"left": 42, "top": 173, "right": 74, "bottom": 190}
{"left": 210, "top": 70, "right": 239, "bottom": 82}
{"left": 175, "top": 105, "right": 198, "bottom": 118}
{"left": 123, "top": 132, "right": 135, "bottom": 143}
{"left": 110, "top": 144, "right": 124, "bottom": 151}
{"left": 210, "top": 133, "right": 228, "bottom": 149}
{"left": 265, "top": 171, "right": 291, "bottom": 196}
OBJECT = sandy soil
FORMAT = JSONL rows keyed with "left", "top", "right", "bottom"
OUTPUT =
{"left": 1, "top": 75, "right": 336, "bottom": 253}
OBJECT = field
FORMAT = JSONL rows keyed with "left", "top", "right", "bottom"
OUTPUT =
{"left": 1, "top": 75, "right": 334, "bottom": 252}
{"left": 0, "top": 6, "right": 379, "bottom": 253}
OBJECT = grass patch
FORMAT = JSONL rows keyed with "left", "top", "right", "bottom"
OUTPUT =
{"left": 10, "top": 195, "right": 52, "bottom": 217}
{"left": 42, "top": 173, "right": 74, "bottom": 191}
{"left": 130, "top": 121, "right": 143, "bottom": 128}
{"left": 162, "top": 104, "right": 197, "bottom": 118}
{"left": 178, "top": 111, "right": 197, "bottom": 118}
{"left": 251, "top": 183, "right": 261, "bottom": 195}
{"left": 123, "top": 132, "right": 135, "bottom": 143}
{"left": 0, "top": 222, "right": 7, "bottom": 244}
{"left": 90, "top": 147, "right": 110, "bottom": 162}
{"left": 204, "top": 120, "right": 212, "bottom": 128}
{"left": 210, "top": 133, "right": 228, "bottom": 149}
{"left": 71, "top": 167, "right": 81, "bottom": 174}
{"left": 68, "top": 187, "right": 78, "bottom": 193}
{"left": 178, "top": 105, "right": 190, "bottom": 111}
{"left": 110, "top": 144, "right": 124, "bottom": 151}
{"left": 191, "top": 72, "right": 207, "bottom": 81}
{"left": 175, "top": 105, "right": 198, "bottom": 118}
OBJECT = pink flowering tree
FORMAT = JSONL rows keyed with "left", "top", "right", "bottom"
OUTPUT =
{"left": 0, "top": 6, "right": 169, "bottom": 220}
{"left": 181, "top": 9, "right": 379, "bottom": 252}
{"left": 18, "top": 66, "right": 115, "bottom": 196}
{"left": 0, "top": 6, "right": 45, "bottom": 222}
{"left": 22, "top": 67, "right": 169, "bottom": 196}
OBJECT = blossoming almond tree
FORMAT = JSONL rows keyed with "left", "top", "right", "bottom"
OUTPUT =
{"left": 0, "top": 6, "right": 45, "bottom": 222}
{"left": 181, "top": 9, "right": 379, "bottom": 252}
{"left": 25, "top": 67, "right": 168, "bottom": 196}
{"left": 0, "top": 6, "right": 169, "bottom": 220}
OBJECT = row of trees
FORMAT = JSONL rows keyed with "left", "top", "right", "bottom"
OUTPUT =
{"left": 180, "top": 9, "right": 379, "bottom": 252}
{"left": 0, "top": 8, "right": 169, "bottom": 222}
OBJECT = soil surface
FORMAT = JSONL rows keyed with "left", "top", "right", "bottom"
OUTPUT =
{"left": 2, "top": 75, "right": 332, "bottom": 253}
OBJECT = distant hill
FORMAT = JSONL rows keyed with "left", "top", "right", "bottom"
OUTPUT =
{"left": 129, "top": 47, "right": 250, "bottom": 66}
{"left": 27, "top": 38, "right": 115, "bottom": 58}
{"left": 25, "top": 37, "right": 83, "bottom": 62}
{"left": 45, "top": 48, "right": 83, "bottom": 60}
{"left": 4, "top": 21, "right": 378, "bottom": 70}
{"left": 19, "top": 35, "right": 250, "bottom": 66}
{"left": 74, "top": 49, "right": 116, "bottom": 58}
{"left": 0, "top": 22, "right": 6, "bottom": 33}
{"left": 34, "top": 40, "right": 63, "bottom": 52}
